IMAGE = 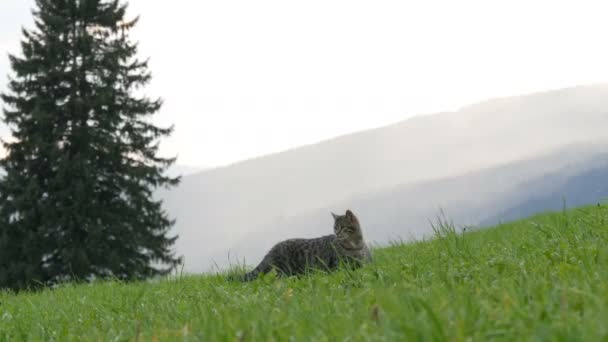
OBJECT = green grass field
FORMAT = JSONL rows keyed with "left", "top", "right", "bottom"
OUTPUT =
{"left": 1, "top": 205, "right": 607, "bottom": 341}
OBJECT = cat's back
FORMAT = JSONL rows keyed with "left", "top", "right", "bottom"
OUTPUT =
{"left": 263, "top": 235, "right": 338, "bottom": 272}
{"left": 268, "top": 234, "right": 336, "bottom": 256}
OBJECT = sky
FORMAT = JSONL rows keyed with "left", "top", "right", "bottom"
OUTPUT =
{"left": 1, "top": 0, "right": 608, "bottom": 168}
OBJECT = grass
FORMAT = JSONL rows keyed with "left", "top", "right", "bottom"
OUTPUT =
{"left": 1, "top": 205, "right": 607, "bottom": 341}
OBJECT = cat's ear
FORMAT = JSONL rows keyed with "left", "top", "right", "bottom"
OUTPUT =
{"left": 331, "top": 212, "right": 339, "bottom": 220}
{"left": 345, "top": 209, "right": 358, "bottom": 222}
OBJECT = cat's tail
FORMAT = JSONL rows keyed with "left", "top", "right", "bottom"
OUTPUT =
{"left": 228, "top": 261, "right": 271, "bottom": 282}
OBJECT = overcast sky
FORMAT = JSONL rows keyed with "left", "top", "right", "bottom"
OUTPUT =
{"left": 1, "top": 0, "right": 608, "bottom": 168}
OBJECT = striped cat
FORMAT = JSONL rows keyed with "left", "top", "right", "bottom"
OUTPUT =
{"left": 236, "top": 209, "right": 371, "bottom": 281}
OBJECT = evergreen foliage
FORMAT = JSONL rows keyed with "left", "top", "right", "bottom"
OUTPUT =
{"left": 0, "top": 0, "right": 181, "bottom": 290}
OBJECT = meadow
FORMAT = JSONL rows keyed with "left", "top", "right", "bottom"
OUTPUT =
{"left": 1, "top": 205, "right": 607, "bottom": 341}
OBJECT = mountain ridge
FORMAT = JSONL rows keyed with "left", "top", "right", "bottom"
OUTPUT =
{"left": 188, "top": 83, "right": 608, "bottom": 175}
{"left": 159, "top": 84, "right": 608, "bottom": 272}
{"left": 221, "top": 140, "right": 608, "bottom": 269}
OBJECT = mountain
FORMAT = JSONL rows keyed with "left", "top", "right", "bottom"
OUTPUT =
{"left": 480, "top": 164, "right": 608, "bottom": 226}
{"left": 166, "top": 164, "right": 206, "bottom": 178}
{"left": 158, "top": 84, "right": 608, "bottom": 272}
{"left": 228, "top": 142, "right": 608, "bottom": 265}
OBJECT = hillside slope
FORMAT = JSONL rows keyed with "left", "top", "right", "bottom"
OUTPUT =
{"left": 2, "top": 205, "right": 607, "bottom": 340}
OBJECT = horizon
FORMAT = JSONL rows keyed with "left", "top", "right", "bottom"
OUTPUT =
{"left": 2, "top": 0, "right": 608, "bottom": 168}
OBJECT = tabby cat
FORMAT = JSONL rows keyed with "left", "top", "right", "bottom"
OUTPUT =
{"left": 235, "top": 209, "right": 371, "bottom": 281}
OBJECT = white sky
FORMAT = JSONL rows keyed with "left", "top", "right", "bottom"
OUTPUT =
{"left": 1, "top": 0, "right": 608, "bottom": 168}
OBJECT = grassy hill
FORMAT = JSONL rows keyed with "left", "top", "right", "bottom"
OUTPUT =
{"left": 1, "top": 205, "right": 607, "bottom": 340}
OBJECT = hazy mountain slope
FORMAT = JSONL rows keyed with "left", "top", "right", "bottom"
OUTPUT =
{"left": 224, "top": 142, "right": 608, "bottom": 268}
{"left": 166, "top": 165, "right": 206, "bottom": 178}
{"left": 159, "top": 85, "right": 608, "bottom": 271}
{"left": 480, "top": 166, "right": 608, "bottom": 226}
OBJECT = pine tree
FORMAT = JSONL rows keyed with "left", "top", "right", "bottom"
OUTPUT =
{"left": 0, "top": 0, "right": 181, "bottom": 290}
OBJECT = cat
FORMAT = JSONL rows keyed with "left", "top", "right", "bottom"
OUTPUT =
{"left": 233, "top": 209, "right": 371, "bottom": 281}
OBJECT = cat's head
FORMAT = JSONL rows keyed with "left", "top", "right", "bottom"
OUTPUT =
{"left": 331, "top": 209, "right": 363, "bottom": 241}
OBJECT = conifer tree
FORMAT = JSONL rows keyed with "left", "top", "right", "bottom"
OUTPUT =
{"left": 0, "top": 0, "right": 181, "bottom": 290}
